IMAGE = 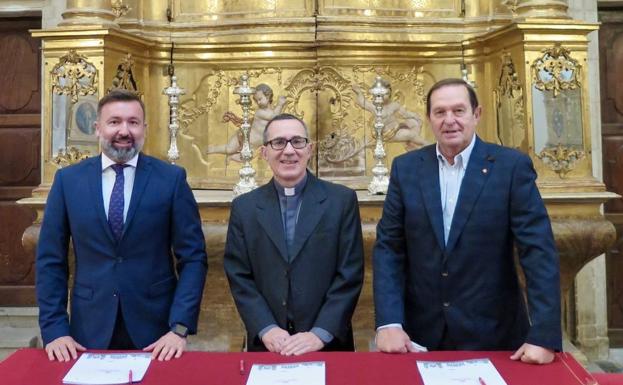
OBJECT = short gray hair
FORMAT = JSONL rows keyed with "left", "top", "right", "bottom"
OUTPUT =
{"left": 263, "top": 113, "right": 309, "bottom": 143}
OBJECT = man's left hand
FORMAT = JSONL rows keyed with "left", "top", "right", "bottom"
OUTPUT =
{"left": 280, "top": 332, "right": 324, "bottom": 356}
{"left": 143, "top": 331, "right": 187, "bottom": 361}
{"left": 510, "top": 343, "right": 555, "bottom": 364}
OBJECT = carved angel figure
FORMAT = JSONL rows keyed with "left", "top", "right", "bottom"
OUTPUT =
{"left": 207, "top": 83, "right": 287, "bottom": 162}
{"left": 352, "top": 80, "right": 427, "bottom": 150}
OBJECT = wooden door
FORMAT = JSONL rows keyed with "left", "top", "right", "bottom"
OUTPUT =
{"left": 0, "top": 16, "right": 41, "bottom": 305}
{"left": 600, "top": 8, "right": 623, "bottom": 347}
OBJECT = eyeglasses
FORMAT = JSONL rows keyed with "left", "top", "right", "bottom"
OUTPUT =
{"left": 265, "top": 136, "right": 309, "bottom": 150}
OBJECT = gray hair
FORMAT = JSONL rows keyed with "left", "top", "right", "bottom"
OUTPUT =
{"left": 263, "top": 113, "right": 309, "bottom": 143}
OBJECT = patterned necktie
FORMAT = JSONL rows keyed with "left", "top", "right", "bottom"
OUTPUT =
{"left": 108, "top": 164, "right": 128, "bottom": 241}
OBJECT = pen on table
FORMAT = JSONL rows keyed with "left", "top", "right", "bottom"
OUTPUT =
{"left": 239, "top": 359, "right": 245, "bottom": 375}
{"left": 478, "top": 377, "right": 487, "bottom": 385}
{"left": 129, "top": 369, "right": 133, "bottom": 384}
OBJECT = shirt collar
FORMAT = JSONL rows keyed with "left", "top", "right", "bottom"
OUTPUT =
{"left": 273, "top": 173, "right": 308, "bottom": 197}
{"left": 101, "top": 152, "right": 139, "bottom": 171}
{"left": 436, "top": 134, "right": 476, "bottom": 170}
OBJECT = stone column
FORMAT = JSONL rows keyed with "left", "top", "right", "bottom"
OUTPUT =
{"left": 575, "top": 256, "right": 610, "bottom": 360}
{"left": 59, "top": 0, "right": 118, "bottom": 27}
{"left": 569, "top": 0, "right": 610, "bottom": 361}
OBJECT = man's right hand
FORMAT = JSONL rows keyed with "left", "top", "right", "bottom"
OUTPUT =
{"left": 261, "top": 327, "right": 291, "bottom": 353}
{"left": 375, "top": 327, "right": 418, "bottom": 353}
{"left": 45, "top": 336, "right": 86, "bottom": 361}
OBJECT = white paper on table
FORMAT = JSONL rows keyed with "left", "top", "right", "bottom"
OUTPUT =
{"left": 416, "top": 358, "right": 508, "bottom": 385}
{"left": 62, "top": 352, "right": 152, "bottom": 385}
{"left": 245, "top": 361, "right": 325, "bottom": 385}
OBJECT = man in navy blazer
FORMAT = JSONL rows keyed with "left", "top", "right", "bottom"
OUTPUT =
{"left": 36, "top": 90, "right": 207, "bottom": 361}
{"left": 224, "top": 114, "right": 364, "bottom": 355}
{"left": 373, "top": 79, "right": 561, "bottom": 364}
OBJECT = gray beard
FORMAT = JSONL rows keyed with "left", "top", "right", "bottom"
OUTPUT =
{"left": 101, "top": 140, "right": 141, "bottom": 163}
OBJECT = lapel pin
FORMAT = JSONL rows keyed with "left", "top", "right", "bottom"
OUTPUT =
{"left": 482, "top": 168, "right": 488, "bottom": 174}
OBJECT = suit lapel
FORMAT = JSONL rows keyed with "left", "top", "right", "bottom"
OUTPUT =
{"left": 88, "top": 155, "right": 116, "bottom": 244}
{"left": 122, "top": 153, "right": 152, "bottom": 241}
{"left": 445, "top": 137, "right": 494, "bottom": 253}
{"left": 418, "top": 147, "right": 446, "bottom": 252}
{"left": 256, "top": 183, "right": 289, "bottom": 262}
{"left": 289, "top": 174, "right": 327, "bottom": 262}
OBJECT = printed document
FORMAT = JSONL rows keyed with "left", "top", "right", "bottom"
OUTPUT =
{"left": 416, "top": 358, "right": 508, "bottom": 385}
{"left": 63, "top": 352, "right": 151, "bottom": 384}
{"left": 246, "top": 361, "right": 325, "bottom": 385}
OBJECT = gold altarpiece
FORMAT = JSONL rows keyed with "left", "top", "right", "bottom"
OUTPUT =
{"left": 20, "top": 0, "right": 618, "bottom": 354}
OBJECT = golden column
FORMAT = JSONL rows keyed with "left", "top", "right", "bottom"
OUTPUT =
{"left": 515, "top": 0, "right": 569, "bottom": 19}
{"left": 59, "top": 0, "right": 118, "bottom": 27}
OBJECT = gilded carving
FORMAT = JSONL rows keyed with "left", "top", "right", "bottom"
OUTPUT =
{"left": 353, "top": 65, "right": 426, "bottom": 106}
{"left": 111, "top": 0, "right": 131, "bottom": 18}
{"left": 531, "top": 44, "right": 581, "bottom": 98}
{"left": 208, "top": 83, "right": 286, "bottom": 162}
{"left": 352, "top": 77, "right": 426, "bottom": 150}
{"left": 107, "top": 53, "right": 141, "bottom": 96}
{"left": 495, "top": 53, "right": 525, "bottom": 149}
{"left": 50, "top": 147, "right": 91, "bottom": 168}
{"left": 503, "top": 0, "right": 519, "bottom": 15}
{"left": 282, "top": 66, "right": 360, "bottom": 167}
{"left": 51, "top": 50, "right": 98, "bottom": 104}
{"left": 537, "top": 143, "right": 585, "bottom": 178}
{"left": 179, "top": 68, "right": 282, "bottom": 131}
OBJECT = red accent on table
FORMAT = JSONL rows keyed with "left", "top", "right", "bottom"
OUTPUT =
{"left": 0, "top": 348, "right": 604, "bottom": 385}
{"left": 593, "top": 373, "right": 623, "bottom": 385}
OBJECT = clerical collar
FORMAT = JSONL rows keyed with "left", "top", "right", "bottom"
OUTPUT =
{"left": 273, "top": 173, "right": 308, "bottom": 197}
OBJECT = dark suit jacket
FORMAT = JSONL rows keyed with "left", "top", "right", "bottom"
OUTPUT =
{"left": 373, "top": 137, "right": 562, "bottom": 351}
{"left": 36, "top": 153, "right": 207, "bottom": 349}
{"left": 224, "top": 173, "right": 364, "bottom": 351}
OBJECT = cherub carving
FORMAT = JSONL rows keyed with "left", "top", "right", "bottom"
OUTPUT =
{"left": 207, "top": 83, "right": 287, "bottom": 162}
{"left": 352, "top": 79, "right": 427, "bottom": 150}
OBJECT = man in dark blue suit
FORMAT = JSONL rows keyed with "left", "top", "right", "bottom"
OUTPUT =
{"left": 224, "top": 114, "right": 364, "bottom": 355}
{"left": 373, "top": 79, "right": 561, "bottom": 364}
{"left": 36, "top": 90, "right": 207, "bottom": 362}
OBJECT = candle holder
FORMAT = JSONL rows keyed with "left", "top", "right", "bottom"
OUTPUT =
{"left": 368, "top": 76, "right": 390, "bottom": 195}
{"left": 163, "top": 75, "right": 185, "bottom": 164}
{"left": 233, "top": 74, "right": 258, "bottom": 196}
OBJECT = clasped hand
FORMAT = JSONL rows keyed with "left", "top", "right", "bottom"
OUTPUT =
{"left": 261, "top": 327, "right": 324, "bottom": 356}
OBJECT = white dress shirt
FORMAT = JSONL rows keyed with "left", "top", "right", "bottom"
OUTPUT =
{"left": 101, "top": 152, "right": 138, "bottom": 222}
{"left": 436, "top": 134, "right": 475, "bottom": 244}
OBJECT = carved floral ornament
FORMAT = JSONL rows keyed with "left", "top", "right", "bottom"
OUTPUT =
{"left": 178, "top": 68, "right": 282, "bottom": 131}
{"left": 51, "top": 49, "right": 98, "bottom": 104}
{"left": 51, "top": 147, "right": 91, "bottom": 168}
{"left": 536, "top": 143, "right": 584, "bottom": 178}
{"left": 111, "top": 0, "right": 131, "bottom": 18}
{"left": 531, "top": 45, "right": 585, "bottom": 178}
{"left": 531, "top": 44, "right": 581, "bottom": 98}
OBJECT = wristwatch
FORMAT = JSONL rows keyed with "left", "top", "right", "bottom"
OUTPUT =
{"left": 171, "top": 323, "right": 189, "bottom": 338}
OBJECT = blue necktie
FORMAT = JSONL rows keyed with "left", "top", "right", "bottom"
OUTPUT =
{"left": 108, "top": 164, "right": 128, "bottom": 241}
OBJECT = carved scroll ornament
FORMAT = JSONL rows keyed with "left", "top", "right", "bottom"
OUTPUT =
{"left": 531, "top": 44, "right": 581, "bottom": 98}
{"left": 51, "top": 49, "right": 98, "bottom": 103}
